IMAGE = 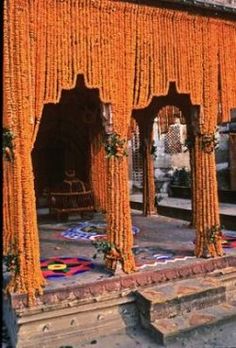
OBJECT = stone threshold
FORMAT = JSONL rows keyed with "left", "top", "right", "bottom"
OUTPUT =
{"left": 130, "top": 201, "right": 236, "bottom": 230}
{"left": 8, "top": 255, "right": 236, "bottom": 312}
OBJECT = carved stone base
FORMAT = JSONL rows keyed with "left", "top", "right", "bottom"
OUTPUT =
{"left": 3, "top": 292, "right": 138, "bottom": 348}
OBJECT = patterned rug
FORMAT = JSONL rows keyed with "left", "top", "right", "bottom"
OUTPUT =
{"left": 133, "top": 246, "right": 195, "bottom": 269}
{"left": 60, "top": 221, "right": 140, "bottom": 241}
{"left": 40, "top": 257, "right": 94, "bottom": 279}
{"left": 222, "top": 231, "right": 236, "bottom": 248}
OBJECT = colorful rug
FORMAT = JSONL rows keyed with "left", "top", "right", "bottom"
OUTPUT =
{"left": 60, "top": 221, "right": 140, "bottom": 241}
{"left": 222, "top": 231, "right": 236, "bottom": 248}
{"left": 40, "top": 257, "right": 94, "bottom": 279}
{"left": 133, "top": 246, "right": 195, "bottom": 269}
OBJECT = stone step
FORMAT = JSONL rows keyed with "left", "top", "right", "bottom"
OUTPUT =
{"left": 136, "top": 277, "right": 226, "bottom": 322}
{"left": 144, "top": 302, "right": 236, "bottom": 346}
{"left": 222, "top": 274, "right": 236, "bottom": 291}
{"left": 209, "top": 266, "right": 236, "bottom": 291}
{"left": 216, "top": 266, "right": 236, "bottom": 273}
{"left": 210, "top": 266, "right": 236, "bottom": 277}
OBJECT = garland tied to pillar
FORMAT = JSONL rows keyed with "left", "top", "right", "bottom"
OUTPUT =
{"left": 104, "top": 133, "right": 128, "bottom": 159}
{"left": 3, "top": 128, "right": 14, "bottom": 161}
{"left": 200, "top": 134, "right": 218, "bottom": 153}
{"left": 4, "top": 239, "right": 19, "bottom": 275}
{"left": 92, "top": 240, "right": 122, "bottom": 271}
{"left": 92, "top": 240, "right": 121, "bottom": 259}
{"left": 207, "top": 225, "right": 222, "bottom": 244}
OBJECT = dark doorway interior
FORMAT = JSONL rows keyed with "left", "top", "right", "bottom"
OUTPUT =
{"left": 32, "top": 76, "right": 101, "bottom": 209}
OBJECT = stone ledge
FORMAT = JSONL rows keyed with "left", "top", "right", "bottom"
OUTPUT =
{"left": 3, "top": 295, "right": 139, "bottom": 348}
{"left": 148, "top": 301, "right": 236, "bottom": 346}
{"left": 8, "top": 255, "right": 236, "bottom": 311}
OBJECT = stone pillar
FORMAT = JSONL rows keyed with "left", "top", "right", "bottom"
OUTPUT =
{"left": 185, "top": 121, "right": 196, "bottom": 228}
{"left": 101, "top": 104, "right": 135, "bottom": 273}
{"left": 139, "top": 122, "right": 156, "bottom": 216}
{"left": 90, "top": 126, "right": 107, "bottom": 212}
{"left": 191, "top": 107, "right": 224, "bottom": 258}
{"left": 189, "top": 145, "right": 196, "bottom": 228}
{"left": 106, "top": 153, "right": 136, "bottom": 273}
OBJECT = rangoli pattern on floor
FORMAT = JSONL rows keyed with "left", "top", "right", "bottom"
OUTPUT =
{"left": 60, "top": 221, "right": 140, "bottom": 241}
{"left": 133, "top": 246, "right": 195, "bottom": 269}
{"left": 40, "top": 257, "right": 94, "bottom": 279}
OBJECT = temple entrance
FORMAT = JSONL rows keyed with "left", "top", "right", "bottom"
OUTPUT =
{"left": 130, "top": 83, "right": 193, "bottom": 216}
{"left": 32, "top": 76, "right": 102, "bottom": 214}
{"left": 130, "top": 105, "right": 190, "bottom": 201}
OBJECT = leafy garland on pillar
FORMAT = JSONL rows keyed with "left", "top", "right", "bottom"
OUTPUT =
{"left": 185, "top": 133, "right": 217, "bottom": 153}
{"left": 201, "top": 133, "right": 218, "bottom": 153}
{"left": 104, "top": 133, "right": 128, "bottom": 158}
{"left": 207, "top": 225, "right": 222, "bottom": 244}
{"left": 4, "top": 239, "right": 19, "bottom": 275}
{"left": 92, "top": 240, "right": 122, "bottom": 272}
{"left": 3, "top": 128, "right": 14, "bottom": 161}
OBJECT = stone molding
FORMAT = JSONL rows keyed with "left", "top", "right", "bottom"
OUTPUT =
{"left": 7, "top": 255, "right": 236, "bottom": 312}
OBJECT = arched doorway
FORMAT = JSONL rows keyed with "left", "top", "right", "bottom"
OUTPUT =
{"left": 32, "top": 75, "right": 104, "bottom": 217}
{"left": 131, "top": 82, "right": 193, "bottom": 216}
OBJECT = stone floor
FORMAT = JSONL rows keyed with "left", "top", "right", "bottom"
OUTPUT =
{"left": 37, "top": 210, "right": 236, "bottom": 291}
{"left": 131, "top": 195, "right": 236, "bottom": 216}
{"left": 3, "top": 211, "right": 236, "bottom": 347}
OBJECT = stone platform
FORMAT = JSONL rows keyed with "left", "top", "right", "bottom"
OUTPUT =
{"left": 131, "top": 195, "right": 236, "bottom": 230}
{"left": 3, "top": 212, "right": 236, "bottom": 347}
{"left": 4, "top": 256, "right": 236, "bottom": 347}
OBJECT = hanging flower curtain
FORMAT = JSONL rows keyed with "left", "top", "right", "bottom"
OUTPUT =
{"left": 3, "top": 0, "right": 236, "bottom": 304}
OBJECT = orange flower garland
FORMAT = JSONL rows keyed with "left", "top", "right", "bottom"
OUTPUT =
{"left": 139, "top": 120, "right": 156, "bottom": 216}
{"left": 3, "top": 0, "right": 236, "bottom": 304}
{"left": 193, "top": 134, "right": 224, "bottom": 258}
{"left": 90, "top": 126, "right": 108, "bottom": 212}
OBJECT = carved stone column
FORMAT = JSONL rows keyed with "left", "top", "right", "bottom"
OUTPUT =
{"left": 191, "top": 107, "right": 223, "bottom": 258}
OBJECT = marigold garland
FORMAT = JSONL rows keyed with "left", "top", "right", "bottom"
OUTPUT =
{"left": 3, "top": 0, "right": 236, "bottom": 305}
{"left": 90, "top": 126, "right": 108, "bottom": 211}
{"left": 193, "top": 134, "right": 224, "bottom": 258}
{"left": 139, "top": 121, "right": 156, "bottom": 216}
